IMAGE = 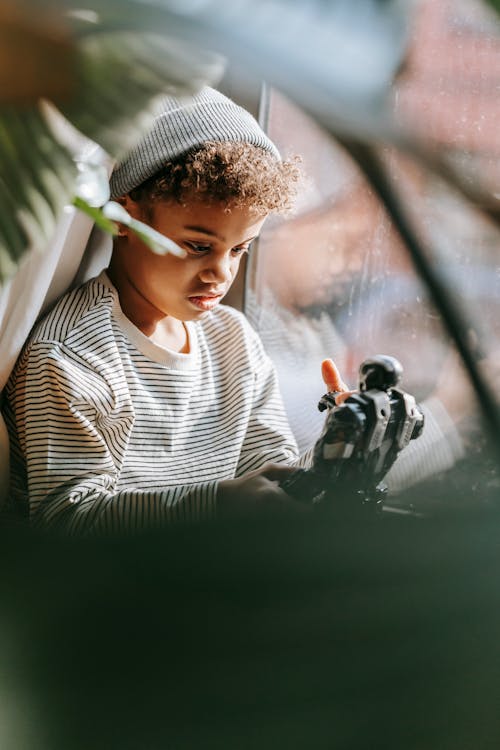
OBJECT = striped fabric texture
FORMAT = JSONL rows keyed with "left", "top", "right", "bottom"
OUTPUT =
{"left": 4, "top": 273, "right": 301, "bottom": 534}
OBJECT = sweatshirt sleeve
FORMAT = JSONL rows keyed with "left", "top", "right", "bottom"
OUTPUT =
{"left": 6, "top": 342, "right": 217, "bottom": 534}
{"left": 234, "top": 325, "right": 301, "bottom": 477}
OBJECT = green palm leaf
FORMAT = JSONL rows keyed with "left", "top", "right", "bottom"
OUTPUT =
{"left": 58, "top": 28, "right": 225, "bottom": 160}
{"left": 0, "top": 105, "right": 76, "bottom": 280}
{"left": 0, "top": 13, "right": 224, "bottom": 284}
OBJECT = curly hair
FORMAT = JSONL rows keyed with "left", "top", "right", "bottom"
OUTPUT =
{"left": 129, "top": 141, "right": 300, "bottom": 214}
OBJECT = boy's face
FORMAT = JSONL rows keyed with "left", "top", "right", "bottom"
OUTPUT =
{"left": 115, "top": 195, "right": 267, "bottom": 323}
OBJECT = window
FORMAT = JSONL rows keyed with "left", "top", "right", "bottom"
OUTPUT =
{"left": 246, "top": 0, "right": 500, "bottom": 505}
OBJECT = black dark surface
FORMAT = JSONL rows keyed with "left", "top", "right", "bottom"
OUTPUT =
{"left": 2, "top": 499, "right": 500, "bottom": 750}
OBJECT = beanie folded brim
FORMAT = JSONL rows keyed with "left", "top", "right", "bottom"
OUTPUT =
{"left": 109, "top": 87, "right": 280, "bottom": 199}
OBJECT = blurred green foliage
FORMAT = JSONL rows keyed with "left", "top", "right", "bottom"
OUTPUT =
{"left": 0, "top": 12, "right": 223, "bottom": 283}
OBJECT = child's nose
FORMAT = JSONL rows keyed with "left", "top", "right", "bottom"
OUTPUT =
{"left": 199, "top": 253, "right": 232, "bottom": 284}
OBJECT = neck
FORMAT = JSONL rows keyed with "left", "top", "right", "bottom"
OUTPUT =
{"left": 107, "top": 252, "right": 188, "bottom": 353}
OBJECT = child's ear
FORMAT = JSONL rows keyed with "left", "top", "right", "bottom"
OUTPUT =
{"left": 115, "top": 194, "right": 142, "bottom": 236}
{"left": 117, "top": 194, "right": 139, "bottom": 214}
{"left": 112, "top": 194, "right": 132, "bottom": 237}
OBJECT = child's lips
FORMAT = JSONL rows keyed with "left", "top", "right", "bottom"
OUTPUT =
{"left": 188, "top": 294, "right": 223, "bottom": 311}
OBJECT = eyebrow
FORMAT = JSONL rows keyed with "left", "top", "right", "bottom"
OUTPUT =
{"left": 183, "top": 225, "right": 260, "bottom": 245}
{"left": 184, "top": 225, "right": 222, "bottom": 239}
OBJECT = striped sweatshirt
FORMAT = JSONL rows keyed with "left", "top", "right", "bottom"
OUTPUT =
{"left": 4, "top": 272, "right": 300, "bottom": 533}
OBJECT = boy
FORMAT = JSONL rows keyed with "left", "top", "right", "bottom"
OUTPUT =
{"left": 4, "top": 87, "right": 347, "bottom": 533}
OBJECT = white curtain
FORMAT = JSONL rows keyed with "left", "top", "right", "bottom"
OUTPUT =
{"left": 0, "top": 139, "right": 113, "bottom": 505}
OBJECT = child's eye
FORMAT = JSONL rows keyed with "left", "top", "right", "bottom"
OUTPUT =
{"left": 232, "top": 246, "right": 250, "bottom": 256}
{"left": 186, "top": 242, "right": 211, "bottom": 255}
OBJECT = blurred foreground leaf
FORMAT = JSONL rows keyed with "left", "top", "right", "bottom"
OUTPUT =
{"left": 101, "top": 201, "right": 186, "bottom": 257}
{"left": 0, "top": 105, "right": 76, "bottom": 281}
{"left": 58, "top": 28, "right": 225, "bottom": 163}
{"left": 0, "top": 1, "right": 74, "bottom": 105}
{"left": 485, "top": 0, "right": 500, "bottom": 13}
{"left": 72, "top": 197, "right": 118, "bottom": 236}
{"left": 0, "top": 8, "right": 224, "bottom": 284}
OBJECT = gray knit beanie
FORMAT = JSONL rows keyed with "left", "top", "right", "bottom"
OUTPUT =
{"left": 109, "top": 87, "right": 280, "bottom": 199}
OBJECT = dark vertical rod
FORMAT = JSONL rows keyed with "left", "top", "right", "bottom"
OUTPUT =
{"left": 341, "top": 140, "right": 500, "bottom": 464}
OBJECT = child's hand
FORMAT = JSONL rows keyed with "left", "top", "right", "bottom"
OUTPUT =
{"left": 217, "top": 463, "right": 307, "bottom": 518}
{"left": 321, "top": 358, "right": 355, "bottom": 405}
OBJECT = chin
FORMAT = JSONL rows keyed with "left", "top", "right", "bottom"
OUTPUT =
{"left": 183, "top": 307, "right": 212, "bottom": 321}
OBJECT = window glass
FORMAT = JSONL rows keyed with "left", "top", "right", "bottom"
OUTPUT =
{"left": 246, "top": 0, "right": 500, "bottom": 506}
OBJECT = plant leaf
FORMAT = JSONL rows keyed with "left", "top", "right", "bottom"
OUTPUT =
{"left": 0, "top": 12, "right": 224, "bottom": 284}
{"left": 101, "top": 201, "right": 186, "bottom": 257}
{"left": 72, "top": 196, "right": 118, "bottom": 235}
